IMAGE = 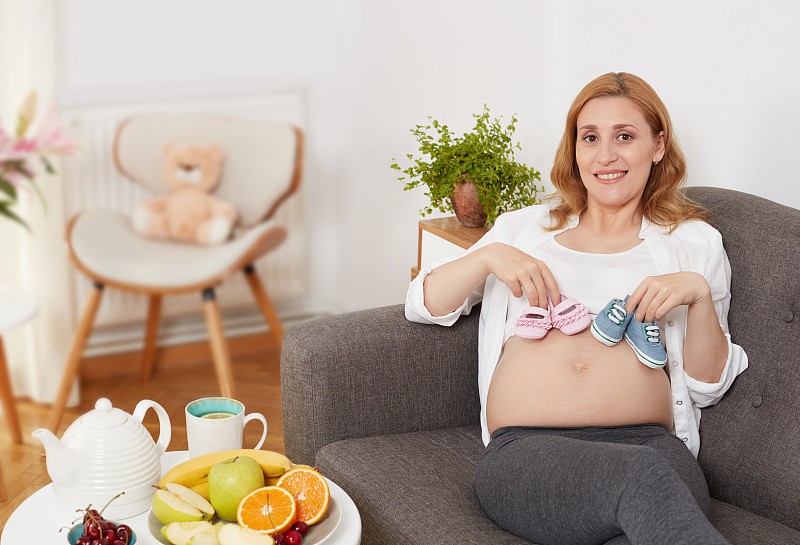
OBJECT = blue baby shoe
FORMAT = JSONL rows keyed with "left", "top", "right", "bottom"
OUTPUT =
{"left": 624, "top": 315, "right": 667, "bottom": 368}
{"left": 591, "top": 297, "right": 632, "bottom": 346}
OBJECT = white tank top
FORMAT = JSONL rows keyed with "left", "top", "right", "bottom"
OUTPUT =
{"left": 504, "top": 238, "right": 660, "bottom": 342}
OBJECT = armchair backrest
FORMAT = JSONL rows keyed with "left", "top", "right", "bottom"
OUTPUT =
{"left": 688, "top": 186, "right": 800, "bottom": 531}
{"left": 114, "top": 114, "right": 303, "bottom": 227}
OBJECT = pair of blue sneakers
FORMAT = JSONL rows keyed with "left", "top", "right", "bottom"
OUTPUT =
{"left": 590, "top": 296, "right": 667, "bottom": 368}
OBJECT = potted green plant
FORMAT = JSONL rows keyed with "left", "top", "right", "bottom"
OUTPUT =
{"left": 390, "top": 104, "right": 543, "bottom": 227}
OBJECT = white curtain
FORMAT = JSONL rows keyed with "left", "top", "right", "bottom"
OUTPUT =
{"left": 0, "top": 0, "right": 78, "bottom": 406}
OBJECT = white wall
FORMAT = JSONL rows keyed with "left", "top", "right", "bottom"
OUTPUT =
{"left": 56, "top": 0, "right": 800, "bottom": 315}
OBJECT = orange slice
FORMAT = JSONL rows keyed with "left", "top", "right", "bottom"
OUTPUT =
{"left": 276, "top": 467, "right": 330, "bottom": 525}
{"left": 237, "top": 485, "right": 297, "bottom": 535}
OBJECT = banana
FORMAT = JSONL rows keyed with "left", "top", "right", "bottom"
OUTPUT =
{"left": 250, "top": 449, "right": 294, "bottom": 477}
{"left": 158, "top": 464, "right": 212, "bottom": 489}
{"left": 159, "top": 449, "right": 293, "bottom": 489}
{"left": 190, "top": 478, "right": 210, "bottom": 501}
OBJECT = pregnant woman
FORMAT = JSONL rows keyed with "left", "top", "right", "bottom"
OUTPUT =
{"left": 405, "top": 72, "right": 748, "bottom": 545}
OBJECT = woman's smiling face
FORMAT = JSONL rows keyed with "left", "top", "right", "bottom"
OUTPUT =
{"left": 575, "top": 96, "right": 665, "bottom": 210}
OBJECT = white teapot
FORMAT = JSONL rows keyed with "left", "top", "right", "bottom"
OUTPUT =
{"left": 33, "top": 397, "right": 171, "bottom": 519}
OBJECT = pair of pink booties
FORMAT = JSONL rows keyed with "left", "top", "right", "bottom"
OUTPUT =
{"left": 514, "top": 294, "right": 591, "bottom": 339}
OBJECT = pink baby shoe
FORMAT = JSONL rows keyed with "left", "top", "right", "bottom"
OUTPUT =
{"left": 515, "top": 306, "right": 552, "bottom": 339}
{"left": 550, "top": 294, "right": 591, "bottom": 335}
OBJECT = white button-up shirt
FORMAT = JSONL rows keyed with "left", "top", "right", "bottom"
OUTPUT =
{"left": 405, "top": 204, "right": 749, "bottom": 457}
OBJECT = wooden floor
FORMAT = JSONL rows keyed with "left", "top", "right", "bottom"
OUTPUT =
{"left": 0, "top": 332, "right": 283, "bottom": 532}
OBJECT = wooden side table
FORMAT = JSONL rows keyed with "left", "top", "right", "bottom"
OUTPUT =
{"left": 0, "top": 286, "right": 37, "bottom": 445}
{"left": 0, "top": 286, "right": 38, "bottom": 501}
{"left": 412, "top": 217, "right": 489, "bottom": 279}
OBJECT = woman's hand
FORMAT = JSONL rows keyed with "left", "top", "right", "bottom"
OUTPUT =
{"left": 627, "top": 272, "right": 711, "bottom": 323}
{"left": 480, "top": 242, "right": 560, "bottom": 308}
{"left": 629, "top": 271, "right": 728, "bottom": 383}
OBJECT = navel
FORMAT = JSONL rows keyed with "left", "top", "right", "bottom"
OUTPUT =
{"left": 573, "top": 361, "right": 590, "bottom": 373}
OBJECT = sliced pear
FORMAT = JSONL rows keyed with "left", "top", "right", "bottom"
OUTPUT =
{"left": 165, "top": 482, "right": 215, "bottom": 520}
{"left": 218, "top": 524, "right": 275, "bottom": 545}
{"left": 161, "top": 521, "right": 214, "bottom": 545}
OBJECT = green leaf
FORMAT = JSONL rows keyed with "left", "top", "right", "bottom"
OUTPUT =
{"left": 0, "top": 177, "right": 18, "bottom": 201}
{"left": 41, "top": 155, "right": 57, "bottom": 175}
{"left": 0, "top": 201, "right": 32, "bottom": 232}
{"left": 28, "top": 178, "right": 48, "bottom": 214}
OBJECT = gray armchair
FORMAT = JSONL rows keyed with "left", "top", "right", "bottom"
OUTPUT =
{"left": 281, "top": 187, "right": 800, "bottom": 544}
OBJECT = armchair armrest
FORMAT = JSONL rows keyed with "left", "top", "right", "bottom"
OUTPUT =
{"left": 280, "top": 304, "right": 481, "bottom": 464}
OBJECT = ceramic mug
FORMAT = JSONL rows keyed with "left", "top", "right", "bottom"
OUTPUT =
{"left": 185, "top": 397, "right": 267, "bottom": 457}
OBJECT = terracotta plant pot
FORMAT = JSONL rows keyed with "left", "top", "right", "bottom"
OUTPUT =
{"left": 451, "top": 179, "right": 488, "bottom": 228}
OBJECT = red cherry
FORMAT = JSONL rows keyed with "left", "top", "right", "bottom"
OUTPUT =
{"left": 290, "top": 521, "right": 309, "bottom": 536}
{"left": 86, "top": 523, "right": 102, "bottom": 539}
{"left": 273, "top": 534, "right": 287, "bottom": 545}
{"left": 285, "top": 529, "right": 303, "bottom": 545}
{"left": 115, "top": 525, "right": 132, "bottom": 544}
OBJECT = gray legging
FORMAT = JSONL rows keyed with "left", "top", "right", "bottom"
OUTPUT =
{"left": 475, "top": 425, "right": 730, "bottom": 545}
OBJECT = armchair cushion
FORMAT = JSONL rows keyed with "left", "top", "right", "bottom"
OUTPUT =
{"left": 316, "top": 426, "right": 530, "bottom": 544}
{"left": 316, "top": 426, "right": 800, "bottom": 545}
{"left": 69, "top": 210, "right": 285, "bottom": 291}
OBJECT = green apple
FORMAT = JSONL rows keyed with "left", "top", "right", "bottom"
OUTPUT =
{"left": 208, "top": 456, "right": 266, "bottom": 521}
{"left": 188, "top": 522, "right": 228, "bottom": 545}
{"left": 152, "top": 487, "right": 212, "bottom": 525}
{"left": 218, "top": 523, "right": 275, "bottom": 545}
{"left": 160, "top": 521, "right": 213, "bottom": 545}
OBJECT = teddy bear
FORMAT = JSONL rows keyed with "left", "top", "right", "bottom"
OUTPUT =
{"left": 132, "top": 143, "right": 238, "bottom": 245}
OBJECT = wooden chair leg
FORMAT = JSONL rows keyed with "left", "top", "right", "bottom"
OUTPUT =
{"left": 46, "top": 283, "right": 104, "bottom": 435}
{"left": 141, "top": 295, "right": 162, "bottom": 382}
{"left": 0, "top": 337, "right": 22, "bottom": 444}
{"left": 201, "top": 288, "right": 235, "bottom": 398}
{"left": 243, "top": 265, "right": 284, "bottom": 348}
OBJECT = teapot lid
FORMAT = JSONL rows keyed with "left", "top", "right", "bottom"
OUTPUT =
{"left": 80, "top": 398, "right": 128, "bottom": 428}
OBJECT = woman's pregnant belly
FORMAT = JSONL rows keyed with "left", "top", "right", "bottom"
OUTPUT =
{"left": 486, "top": 328, "right": 673, "bottom": 434}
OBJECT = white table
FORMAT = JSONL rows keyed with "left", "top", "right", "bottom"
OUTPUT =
{"left": 1, "top": 451, "right": 361, "bottom": 544}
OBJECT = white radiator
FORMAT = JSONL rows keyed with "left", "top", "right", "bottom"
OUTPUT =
{"left": 59, "top": 89, "right": 308, "bottom": 354}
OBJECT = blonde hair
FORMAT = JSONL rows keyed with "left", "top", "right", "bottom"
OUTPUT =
{"left": 547, "top": 72, "right": 706, "bottom": 232}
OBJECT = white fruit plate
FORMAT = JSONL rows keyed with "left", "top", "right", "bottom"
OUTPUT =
{"left": 148, "top": 495, "right": 342, "bottom": 545}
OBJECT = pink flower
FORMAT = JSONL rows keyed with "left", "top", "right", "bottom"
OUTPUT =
{"left": 0, "top": 166, "right": 32, "bottom": 189}
{"left": 0, "top": 122, "right": 30, "bottom": 163}
{"left": 32, "top": 108, "right": 78, "bottom": 156}
{"left": 1, "top": 126, "right": 38, "bottom": 182}
{"left": 1, "top": 93, "right": 78, "bottom": 231}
